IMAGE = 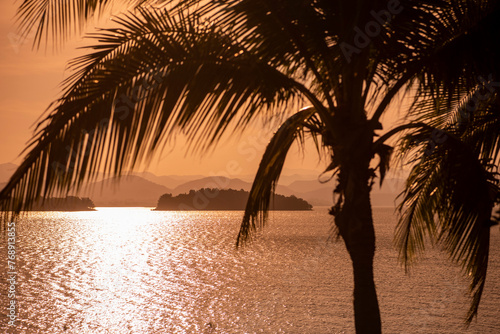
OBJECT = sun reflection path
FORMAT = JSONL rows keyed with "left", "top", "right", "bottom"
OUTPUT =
{"left": 69, "top": 207, "right": 181, "bottom": 332}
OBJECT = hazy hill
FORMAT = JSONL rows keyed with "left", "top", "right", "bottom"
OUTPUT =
{"left": 132, "top": 171, "right": 205, "bottom": 189}
{"left": 79, "top": 175, "right": 171, "bottom": 207}
{"left": 283, "top": 177, "right": 405, "bottom": 207}
{"left": 293, "top": 185, "right": 402, "bottom": 207}
{"left": 287, "top": 179, "right": 334, "bottom": 193}
{"left": 278, "top": 168, "right": 320, "bottom": 184}
{"left": 297, "top": 187, "right": 333, "bottom": 206}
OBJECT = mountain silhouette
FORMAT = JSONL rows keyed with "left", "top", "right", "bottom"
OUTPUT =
{"left": 79, "top": 175, "right": 172, "bottom": 207}
{"left": 132, "top": 171, "right": 205, "bottom": 189}
{"left": 0, "top": 163, "right": 404, "bottom": 207}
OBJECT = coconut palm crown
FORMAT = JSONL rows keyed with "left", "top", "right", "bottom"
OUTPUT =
{"left": 2, "top": 0, "right": 500, "bottom": 332}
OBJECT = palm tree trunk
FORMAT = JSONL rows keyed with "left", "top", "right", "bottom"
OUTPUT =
{"left": 336, "top": 183, "right": 381, "bottom": 334}
{"left": 331, "top": 129, "right": 382, "bottom": 333}
{"left": 349, "top": 213, "right": 381, "bottom": 334}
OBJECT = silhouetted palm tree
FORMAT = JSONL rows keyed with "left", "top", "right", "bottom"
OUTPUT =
{"left": 2, "top": 1, "right": 500, "bottom": 332}
{"left": 396, "top": 81, "right": 500, "bottom": 323}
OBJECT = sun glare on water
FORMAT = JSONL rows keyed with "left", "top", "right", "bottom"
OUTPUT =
{"left": 60, "top": 207, "right": 184, "bottom": 331}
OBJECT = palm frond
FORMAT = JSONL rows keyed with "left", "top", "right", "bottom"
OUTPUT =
{"left": 237, "top": 106, "right": 318, "bottom": 246}
{"left": 406, "top": 1, "right": 500, "bottom": 120}
{"left": 0, "top": 7, "right": 308, "bottom": 221}
{"left": 369, "top": 0, "right": 500, "bottom": 126}
{"left": 397, "top": 121, "right": 499, "bottom": 322}
{"left": 15, "top": 0, "right": 158, "bottom": 48}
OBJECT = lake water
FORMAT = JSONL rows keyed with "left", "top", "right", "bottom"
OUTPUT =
{"left": 0, "top": 207, "right": 499, "bottom": 333}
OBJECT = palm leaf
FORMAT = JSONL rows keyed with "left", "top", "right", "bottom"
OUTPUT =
{"left": 237, "top": 106, "right": 318, "bottom": 246}
{"left": 15, "top": 0, "right": 158, "bottom": 48}
{"left": 396, "top": 116, "right": 499, "bottom": 322}
{"left": 404, "top": 1, "right": 500, "bottom": 125}
{"left": 0, "top": 7, "right": 311, "bottom": 220}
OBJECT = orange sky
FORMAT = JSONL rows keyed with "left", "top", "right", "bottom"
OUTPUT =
{"left": 0, "top": 2, "right": 404, "bottom": 179}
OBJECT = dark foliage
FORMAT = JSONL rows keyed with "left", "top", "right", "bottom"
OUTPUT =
{"left": 155, "top": 188, "right": 312, "bottom": 211}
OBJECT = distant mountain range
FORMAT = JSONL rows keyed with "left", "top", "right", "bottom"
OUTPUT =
{"left": 0, "top": 163, "right": 405, "bottom": 207}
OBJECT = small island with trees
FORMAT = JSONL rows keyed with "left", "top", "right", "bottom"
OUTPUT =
{"left": 154, "top": 188, "right": 312, "bottom": 211}
{"left": 28, "top": 196, "right": 96, "bottom": 211}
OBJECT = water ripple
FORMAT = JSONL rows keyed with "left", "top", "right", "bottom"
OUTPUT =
{"left": 0, "top": 208, "right": 498, "bottom": 333}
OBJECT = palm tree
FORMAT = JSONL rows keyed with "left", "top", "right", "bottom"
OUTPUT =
{"left": 396, "top": 81, "right": 500, "bottom": 323}
{"left": 2, "top": 1, "right": 500, "bottom": 332}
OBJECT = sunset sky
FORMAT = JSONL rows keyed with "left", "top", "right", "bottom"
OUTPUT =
{"left": 0, "top": 2, "right": 402, "bottom": 179}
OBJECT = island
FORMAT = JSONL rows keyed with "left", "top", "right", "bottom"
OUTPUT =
{"left": 154, "top": 188, "right": 313, "bottom": 211}
{"left": 28, "top": 196, "right": 96, "bottom": 211}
